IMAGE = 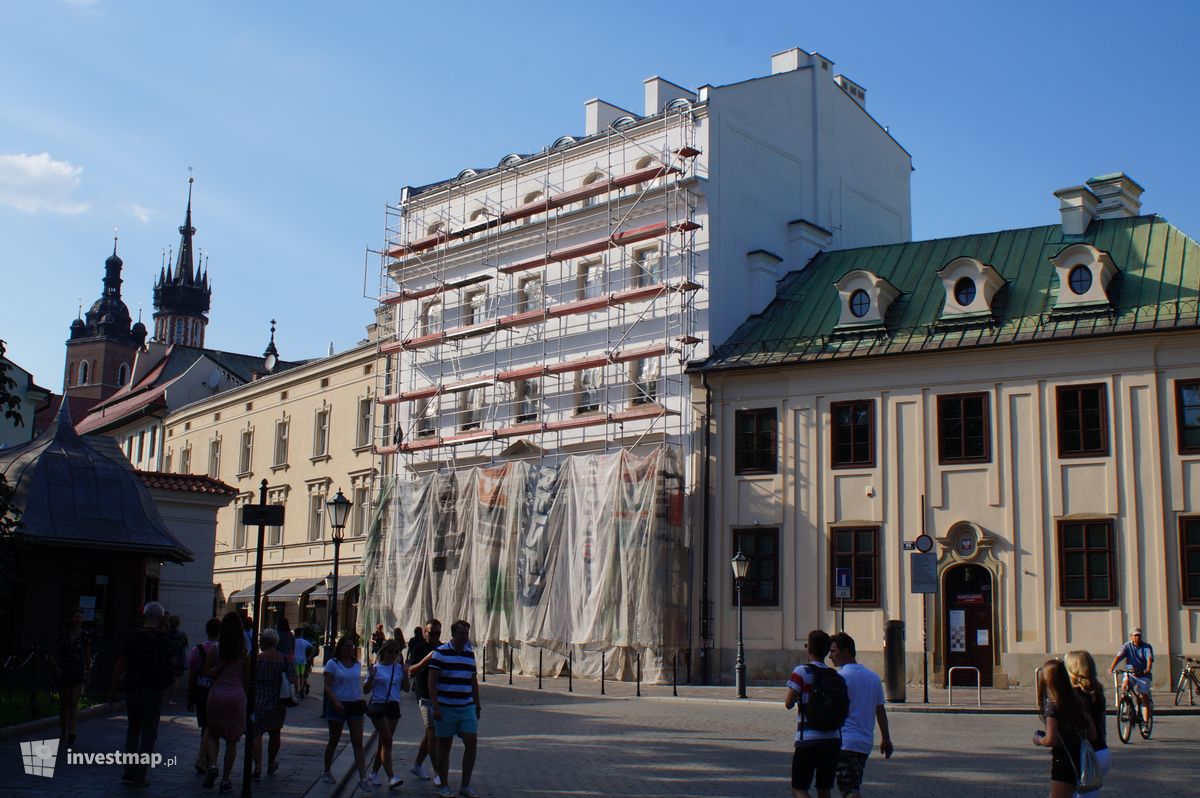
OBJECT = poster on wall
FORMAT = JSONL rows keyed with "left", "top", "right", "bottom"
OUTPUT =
{"left": 949, "top": 609, "right": 966, "bottom": 652}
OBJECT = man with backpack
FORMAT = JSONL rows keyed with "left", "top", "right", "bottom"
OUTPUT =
{"left": 784, "top": 629, "right": 848, "bottom": 798}
{"left": 829, "top": 632, "right": 893, "bottom": 797}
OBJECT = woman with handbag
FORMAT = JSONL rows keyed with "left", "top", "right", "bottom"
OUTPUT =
{"left": 364, "top": 640, "right": 407, "bottom": 789}
{"left": 321, "top": 635, "right": 369, "bottom": 790}
{"left": 251, "top": 627, "right": 290, "bottom": 778}
{"left": 1034, "top": 659, "right": 1098, "bottom": 797}
{"left": 202, "top": 612, "right": 251, "bottom": 793}
{"left": 1066, "top": 651, "right": 1111, "bottom": 794}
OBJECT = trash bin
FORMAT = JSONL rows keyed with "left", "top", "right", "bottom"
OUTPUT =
{"left": 884, "top": 620, "right": 906, "bottom": 703}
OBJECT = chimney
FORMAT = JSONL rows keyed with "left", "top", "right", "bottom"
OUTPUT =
{"left": 1053, "top": 184, "right": 1100, "bottom": 236}
{"left": 771, "top": 47, "right": 814, "bottom": 74}
{"left": 1086, "top": 173, "right": 1144, "bottom": 219}
{"left": 584, "top": 99, "right": 636, "bottom": 136}
{"left": 643, "top": 76, "right": 696, "bottom": 116}
{"left": 787, "top": 219, "right": 834, "bottom": 270}
{"left": 746, "top": 250, "right": 783, "bottom": 314}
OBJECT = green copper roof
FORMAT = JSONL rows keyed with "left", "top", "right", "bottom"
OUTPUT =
{"left": 702, "top": 215, "right": 1200, "bottom": 371}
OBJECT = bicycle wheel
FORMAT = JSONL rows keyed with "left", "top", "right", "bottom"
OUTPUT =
{"left": 1117, "top": 694, "right": 1134, "bottom": 744}
{"left": 1140, "top": 700, "right": 1154, "bottom": 739}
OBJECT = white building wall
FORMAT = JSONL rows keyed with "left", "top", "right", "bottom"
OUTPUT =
{"left": 150, "top": 487, "right": 233, "bottom": 646}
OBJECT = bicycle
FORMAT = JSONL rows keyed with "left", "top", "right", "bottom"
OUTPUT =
{"left": 1174, "top": 655, "right": 1200, "bottom": 706}
{"left": 1113, "top": 667, "right": 1153, "bottom": 743}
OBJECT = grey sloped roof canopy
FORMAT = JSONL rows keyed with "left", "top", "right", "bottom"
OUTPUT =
{"left": 0, "top": 402, "right": 193, "bottom": 563}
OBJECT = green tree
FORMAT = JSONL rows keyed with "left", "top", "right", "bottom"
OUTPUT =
{"left": 0, "top": 340, "right": 24, "bottom": 594}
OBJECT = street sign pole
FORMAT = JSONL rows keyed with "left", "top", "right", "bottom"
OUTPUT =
{"left": 921, "top": 494, "right": 929, "bottom": 704}
{"left": 834, "top": 567, "right": 851, "bottom": 630}
{"left": 840, "top": 596, "right": 845, "bottom": 632}
{"left": 241, "top": 479, "right": 267, "bottom": 798}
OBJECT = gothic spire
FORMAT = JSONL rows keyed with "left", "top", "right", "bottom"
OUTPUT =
{"left": 174, "top": 176, "right": 196, "bottom": 286}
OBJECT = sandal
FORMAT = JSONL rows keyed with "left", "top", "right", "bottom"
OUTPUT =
{"left": 203, "top": 767, "right": 218, "bottom": 789}
{"left": 267, "top": 760, "right": 280, "bottom": 774}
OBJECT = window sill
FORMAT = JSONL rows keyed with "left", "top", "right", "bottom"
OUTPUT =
{"left": 310, "top": 454, "right": 332, "bottom": 464}
{"left": 734, "top": 469, "right": 777, "bottom": 478}
{"left": 352, "top": 444, "right": 373, "bottom": 454}
{"left": 235, "top": 470, "right": 253, "bottom": 480}
{"left": 270, "top": 463, "right": 289, "bottom": 473}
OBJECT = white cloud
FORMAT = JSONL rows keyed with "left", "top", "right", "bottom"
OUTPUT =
{"left": 130, "top": 203, "right": 153, "bottom": 223}
{"left": 0, "top": 153, "right": 90, "bottom": 214}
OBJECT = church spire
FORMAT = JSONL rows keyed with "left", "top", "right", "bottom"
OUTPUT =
{"left": 174, "top": 175, "right": 196, "bottom": 286}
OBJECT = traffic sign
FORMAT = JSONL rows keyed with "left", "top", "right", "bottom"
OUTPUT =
{"left": 913, "top": 534, "right": 934, "bottom": 553}
{"left": 835, "top": 567, "right": 852, "bottom": 599}
{"left": 242, "top": 504, "right": 285, "bottom": 527}
{"left": 910, "top": 552, "right": 937, "bottom": 594}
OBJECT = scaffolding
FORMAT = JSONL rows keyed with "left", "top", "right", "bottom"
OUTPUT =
{"left": 364, "top": 102, "right": 702, "bottom": 680}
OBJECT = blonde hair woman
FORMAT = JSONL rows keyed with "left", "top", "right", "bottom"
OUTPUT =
{"left": 1066, "top": 651, "right": 1111, "bottom": 790}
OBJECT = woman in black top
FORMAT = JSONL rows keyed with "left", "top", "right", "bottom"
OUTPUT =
{"left": 52, "top": 607, "right": 91, "bottom": 745}
{"left": 1067, "top": 650, "right": 1112, "bottom": 780}
{"left": 1034, "top": 659, "right": 1096, "bottom": 797}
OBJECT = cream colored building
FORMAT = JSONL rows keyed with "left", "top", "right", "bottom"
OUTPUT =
{"left": 698, "top": 174, "right": 1200, "bottom": 689}
{"left": 163, "top": 341, "right": 379, "bottom": 635}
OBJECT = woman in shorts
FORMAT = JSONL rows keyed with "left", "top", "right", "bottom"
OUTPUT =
{"left": 364, "top": 640, "right": 407, "bottom": 789}
{"left": 321, "top": 636, "right": 368, "bottom": 790}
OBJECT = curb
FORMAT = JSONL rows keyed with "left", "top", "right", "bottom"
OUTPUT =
{"left": 0, "top": 700, "right": 125, "bottom": 741}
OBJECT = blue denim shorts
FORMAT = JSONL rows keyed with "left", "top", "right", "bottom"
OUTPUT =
{"left": 433, "top": 703, "right": 478, "bottom": 738}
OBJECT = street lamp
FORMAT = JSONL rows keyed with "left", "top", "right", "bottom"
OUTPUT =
{"left": 325, "top": 487, "right": 351, "bottom": 651}
{"left": 731, "top": 549, "right": 750, "bottom": 699}
{"left": 323, "top": 572, "right": 335, "bottom": 651}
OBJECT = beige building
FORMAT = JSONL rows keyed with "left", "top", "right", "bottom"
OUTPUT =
{"left": 698, "top": 174, "right": 1200, "bottom": 689}
{"left": 163, "top": 341, "right": 379, "bottom": 636}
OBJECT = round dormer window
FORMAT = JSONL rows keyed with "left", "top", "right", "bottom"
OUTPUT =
{"left": 849, "top": 289, "right": 871, "bottom": 318}
{"left": 1068, "top": 265, "right": 1093, "bottom": 295}
{"left": 953, "top": 277, "right": 977, "bottom": 306}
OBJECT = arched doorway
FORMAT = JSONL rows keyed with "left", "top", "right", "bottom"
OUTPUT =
{"left": 943, "top": 563, "right": 993, "bottom": 687}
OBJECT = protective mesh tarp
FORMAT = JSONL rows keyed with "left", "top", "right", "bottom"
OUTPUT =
{"left": 362, "top": 446, "right": 689, "bottom": 682}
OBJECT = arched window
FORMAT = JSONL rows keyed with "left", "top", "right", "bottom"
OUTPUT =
{"left": 79, "top": 361, "right": 89, "bottom": 385}
{"left": 174, "top": 318, "right": 185, "bottom": 344}
{"left": 117, "top": 363, "right": 130, "bottom": 386}
{"left": 67, "top": 361, "right": 74, "bottom": 386}
{"left": 426, "top": 221, "right": 446, "bottom": 237}
{"left": 421, "top": 300, "right": 442, "bottom": 336}
{"left": 192, "top": 320, "right": 200, "bottom": 346}
{"left": 581, "top": 172, "right": 605, "bottom": 208}
{"left": 634, "top": 155, "right": 657, "bottom": 192}
{"left": 521, "top": 191, "right": 544, "bottom": 226}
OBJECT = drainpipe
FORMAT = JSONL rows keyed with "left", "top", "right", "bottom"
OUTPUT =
{"left": 699, "top": 371, "right": 714, "bottom": 685}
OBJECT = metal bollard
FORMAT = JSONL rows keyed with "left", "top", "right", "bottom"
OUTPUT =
{"left": 508, "top": 644, "right": 513, "bottom": 685}
{"left": 673, "top": 650, "right": 678, "bottom": 697}
{"left": 636, "top": 651, "right": 641, "bottom": 697}
{"left": 601, "top": 651, "right": 606, "bottom": 695}
{"left": 538, "top": 649, "right": 543, "bottom": 690}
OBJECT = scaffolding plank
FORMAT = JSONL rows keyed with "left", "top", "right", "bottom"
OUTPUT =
{"left": 399, "top": 386, "right": 440, "bottom": 401}
{"left": 545, "top": 354, "right": 610, "bottom": 376}
{"left": 375, "top": 393, "right": 404, "bottom": 405}
{"left": 548, "top": 297, "right": 610, "bottom": 317}
{"left": 496, "top": 364, "right": 548, "bottom": 382}
{"left": 611, "top": 284, "right": 666, "bottom": 305}
{"left": 378, "top": 340, "right": 404, "bottom": 355}
{"left": 497, "top": 308, "right": 551, "bottom": 329}
{"left": 610, "top": 344, "right": 669, "bottom": 364}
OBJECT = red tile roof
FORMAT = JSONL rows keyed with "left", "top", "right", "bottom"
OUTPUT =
{"left": 137, "top": 470, "right": 237, "bottom": 496}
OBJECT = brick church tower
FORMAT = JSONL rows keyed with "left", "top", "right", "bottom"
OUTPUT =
{"left": 152, "top": 177, "right": 211, "bottom": 347}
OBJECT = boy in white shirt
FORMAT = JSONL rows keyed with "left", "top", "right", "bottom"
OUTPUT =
{"left": 829, "top": 632, "right": 893, "bottom": 798}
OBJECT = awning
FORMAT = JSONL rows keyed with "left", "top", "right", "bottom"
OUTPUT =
{"left": 266, "top": 576, "right": 326, "bottom": 602}
{"left": 308, "top": 577, "right": 360, "bottom": 603}
{"left": 228, "top": 579, "right": 290, "bottom": 604}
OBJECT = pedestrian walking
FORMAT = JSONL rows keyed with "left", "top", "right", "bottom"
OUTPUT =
{"left": 109, "top": 601, "right": 174, "bottom": 788}
{"left": 321, "top": 635, "right": 369, "bottom": 789}
{"left": 186, "top": 618, "right": 221, "bottom": 774}
{"left": 277, "top": 617, "right": 296, "bottom": 669}
{"left": 251, "top": 627, "right": 290, "bottom": 779}
{"left": 407, "top": 625, "right": 425, "bottom": 654}
{"left": 828, "top": 632, "right": 892, "bottom": 798}
{"left": 1066, "top": 651, "right": 1111, "bottom": 793}
{"left": 52, "top": 607, "right": 91, "bottom": 747}
{"left": 406, "top": 618, "right": 442, "bottom": 785}
{"left": 371, "top": 623, "right": 387, "bottom": 655}
{"left": 1034, "top": 659, "right": 1097, "bottom": 798}
{"left": 293, "top": 629, "right": 314, "bottom": 697}
{"left": 165, "top": 614, "right": 188, "bottom": 705}
{"left": 202, "top": 611, "right": 251, "bottom": 793}
{"left": 428, "top": 619, "right": 481, "bottom": 798}
{"left": 364, "top": 639, "right": 407, "bottom": 789}
{"left": 784, "top": 629, "right": 847, "bottom": 798}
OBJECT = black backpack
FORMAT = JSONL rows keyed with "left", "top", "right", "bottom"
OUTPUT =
{"left": 802, "top": 664, "right": 849, "bottom": 732}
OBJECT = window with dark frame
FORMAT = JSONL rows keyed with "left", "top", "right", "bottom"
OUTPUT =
{"left": 1176, "top": 380, "right": 1200, "bottom": 454}
{"left": 1058, "top": 519, "right": 1116, "bottom": 605}
{"left": 1181, "top": 517, "right": 1200, "bottom": 604}
{"left": 938, "top": 393, "right": 990, "bottom": 463}
{"left": 731, "top": 528, "right": 779, "bottom": 606}
{"left": 1057, "top": 384, "right": 1108, "bottom": 457}
{"left": 734, "top": 408, "right": 777, "bottom": 474}
{"left": 830, "top": 526, "right": 879, "bottom": 606}
{"left": 831, "top": 400, "right": 875, "bottom": 468}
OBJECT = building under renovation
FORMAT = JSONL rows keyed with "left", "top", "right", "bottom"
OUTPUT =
{"left": 362, "top": 47, "right": 913, "bottom": 681}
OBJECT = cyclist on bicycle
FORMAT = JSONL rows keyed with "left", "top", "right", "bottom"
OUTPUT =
{"left": 1110, "top": 626, "right": 1154, "bottom": 724}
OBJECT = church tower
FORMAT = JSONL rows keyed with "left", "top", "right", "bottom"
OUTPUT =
{"left": 152, "top": 177, "right": 212, "bottom": 347}
{"left": 63, "top": 238, "right": 148, "bottom": 402}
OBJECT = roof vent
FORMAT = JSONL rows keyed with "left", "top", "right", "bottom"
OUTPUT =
{"left": 1052, "top": 184, "right": 1099, "bottom": 236}
{"left": 1086, "top": 173, "right": 1144, "bottom": 219}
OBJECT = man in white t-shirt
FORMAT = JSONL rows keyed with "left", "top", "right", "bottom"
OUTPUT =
{"left": 829, "top": 632, "right": 893, "bottom": 798}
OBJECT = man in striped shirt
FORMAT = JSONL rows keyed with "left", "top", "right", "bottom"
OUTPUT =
{"left": 428, "top": 619, "right": 481, "bottom": 798}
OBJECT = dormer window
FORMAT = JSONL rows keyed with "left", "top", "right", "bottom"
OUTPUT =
{"left": 833, "top": 270, "right": 899, "bottom": 328}
{"left": 936, "top": 257, "right": 1005, "bottom": 320}
{"left": 1050, "top": 243, "right": 1118, "bottom": 310}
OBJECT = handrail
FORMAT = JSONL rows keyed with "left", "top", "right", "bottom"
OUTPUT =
{"left": 948, "top": 666, "right": 981, "bottom": 707}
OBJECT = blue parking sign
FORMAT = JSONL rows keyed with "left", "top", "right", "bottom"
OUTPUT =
{"left": 835, "top": 567, "right": 852, "bottom": 599}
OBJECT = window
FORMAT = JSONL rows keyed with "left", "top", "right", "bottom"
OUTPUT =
{"left": 1181, "top": 517, "right": 1200, "bottom": 604}
{"left": 521, "top": 190, "right": 544, "bottom": 225}
{"left": 830, "top": 527, "right": 880, "bottom": 606}
{"left": 576, "top": 368, "right": 602, "bottom": 414}
{"left": 117, "top": 363, "right": 129, "bottom": 387}
{"left": 208, "top": 438, "right": 221, "bottom": 478}
{"left": 238, "top": 429, "right": 253, "bottom": 474}
{"left": 415, "top": 398, "right": 436, "bottom": 438}
{"left": 308, "top": 493, "right": 325, "bottom": 541}
{"left": 78, "top": 361, "right": 89, "bottom": 385}
{"left": 938, "top": 393, "right": 990, "bottom": 463}
{"left": 462, "top": 289, "right": 486, "bottom": 326}
{"left": 267, "top": 504, "right": 283, "bottom": 546}
{"left": 633, "top": 155, "right": 657, "bottom": 192}
{"left": 313, "top": 408, "right": 330, "bottom": 457}
{"left": 731, "top": 528, "right": 779, "bottom": 606}
{"left": 515, "top": 379, "right": 540, "bottom": 423}
{"left": 581, "top": 172, "right": 605, "bottom": 207}
{"left": 831, "top": 400, "right": 875, "bottom": 468}
{"left": 631, "top": 358, "right": 660, "bottom": 405}
{"left": 180, "top": 445, "right": 192, "bottom": 474}
{"left": 356, "top": 398, "right": 373, "bottom": 448}
{"left": 578, "top": 261, "right": 604, "bottom": 300}
{"left": 632, "top": 247, "right": 662, "bottom": 287}
{"left": 1176, "top": 380, "right": 1200, "bottom": 454}
{"left": 234, "top": 502, "right": 248, "bottom": 550}
{"left": 953, "top": 278, "right": 976, "bottom": 306}
{"left": 353, "top": 486, "right": 370, "bottom": 537}
{"left": 136, "top": 431, "right": 146, "bottom": 464}
{"left": 735, "top": 408, "right": 777, "bottom": 475}
{"left": 148, "top": 426, "right": 157, "bottom": 459}
{"left": 849, "top": 290, "right": 871, "bottom": 318}
{"left": 1058, "top": 520, "right": 1116, "bottom": 605}
{"left": 459, "top": 388, "right": 484, "bottom": 431}
{"left": 1057, "top": 384, "right": 1108, "bottom": 457}
{"left": 1068, "top": 265, "right": 1093, "bottom": 295}
{"left": 174, "top": 318, "right": 185, "bottom": 344}
{"left": 421, "top": 300, "right": 442, "bottom": 336}
{"left": 164, "top": 449, "right": 173, "bottom": 473}
{"left": 273, "top": 419, "right": 289, "bottom": 466}
{"left": 518, "top": 276, "right": 543, "bottom": 313}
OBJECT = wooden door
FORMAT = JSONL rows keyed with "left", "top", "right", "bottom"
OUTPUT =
{"left": 944, "top": 563, "right": 994, "bottom": 687}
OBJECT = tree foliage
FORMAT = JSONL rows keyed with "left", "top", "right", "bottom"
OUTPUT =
{"left": 0, "top": 340, "right": 24, "bottom": 595}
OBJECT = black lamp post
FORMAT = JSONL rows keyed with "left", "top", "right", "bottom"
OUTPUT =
{"left": 325, "top": 488, "right": 351, "bottom": 651}
{"left": 323, "top": 572, "right": 335, "bottom": 651}
{"left": 731, "top": 549, "right": 750, "bottom": 699}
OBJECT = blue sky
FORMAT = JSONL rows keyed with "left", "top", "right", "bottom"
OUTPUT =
{"left": 2, "top": 1, "right": 1198, "bottom": 389}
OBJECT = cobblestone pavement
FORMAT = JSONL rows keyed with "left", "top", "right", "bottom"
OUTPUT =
{"left": 4, "top": 677, "right": 1198, "bottom": 797}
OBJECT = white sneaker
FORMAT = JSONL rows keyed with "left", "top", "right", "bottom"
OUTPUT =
{"left": 370, "top": 772, "right": 382, "bottom": 786}
{"left": 321, "top": 772, "right": 337, "bottom": 784}
{"left": 388, "top": 776, "right": 405, "bottom": 790}
{"left": 410, "top": 764, "right": 431, "bottom": 781}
